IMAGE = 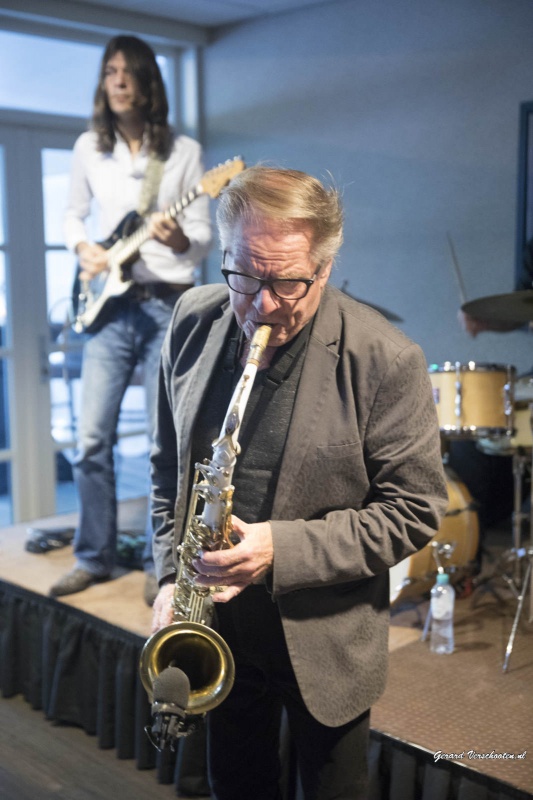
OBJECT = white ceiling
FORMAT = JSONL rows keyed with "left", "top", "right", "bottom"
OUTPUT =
{"left": 69, "top": 0, "right": 337, "bottom": 28}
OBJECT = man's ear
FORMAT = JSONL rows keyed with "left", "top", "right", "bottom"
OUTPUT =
{"left": 319, "top": 259, "right": 333, "bottom": 285}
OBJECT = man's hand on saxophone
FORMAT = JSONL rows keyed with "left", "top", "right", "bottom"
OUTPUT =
{"left": 191, "top": 516, "right": 274, "bottom": 602}
{"left": 150, "top": 582, "right": 175, "bottom": 633}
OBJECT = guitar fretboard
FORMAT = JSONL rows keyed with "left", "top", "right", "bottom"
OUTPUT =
{"left": 115, "top": 186, "right": 201, "bottom": 266}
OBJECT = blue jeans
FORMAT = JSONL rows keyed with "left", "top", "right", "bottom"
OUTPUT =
{"left": 73, "top": 293, "right": 180, "bottom": 577}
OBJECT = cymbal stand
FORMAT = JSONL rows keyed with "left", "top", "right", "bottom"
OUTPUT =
{"left": 499, "top": 449, "right": 529, "bottom": 598}
{"left": 502, "top": 404, "right": 533, "bottom": 673}
{"left": 470, "top": 444, "right": 529, "bottom": 609}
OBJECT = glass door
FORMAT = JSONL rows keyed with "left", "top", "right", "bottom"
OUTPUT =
{"left": 0, "top": 122, "right": 57, "bottom": 523}
{"left": 0, "top": 119, "right": 150, "bottom": 525}
{"left": 0, "top": 142, "right": 12, "bottom": 525}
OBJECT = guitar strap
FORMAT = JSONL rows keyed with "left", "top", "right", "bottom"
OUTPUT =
{"left": 136, "top": 153, "right": 165, "bottom": 217}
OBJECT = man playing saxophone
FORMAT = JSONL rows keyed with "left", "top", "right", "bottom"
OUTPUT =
{"left": 150, "top": 166, "right": 448, "bottom": 800}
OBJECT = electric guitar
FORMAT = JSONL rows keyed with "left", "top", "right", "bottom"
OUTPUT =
{"left": 72, "top": 157, "right": 246, "bottom": 333}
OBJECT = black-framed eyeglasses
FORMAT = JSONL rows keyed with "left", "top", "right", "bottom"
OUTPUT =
{"left": 221, "top": 268, "right": 320, "bottom": 300}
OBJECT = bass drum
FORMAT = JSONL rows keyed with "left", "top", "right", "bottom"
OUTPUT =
{"left": 390, "top": 468, "right": 479, "bottom": 605}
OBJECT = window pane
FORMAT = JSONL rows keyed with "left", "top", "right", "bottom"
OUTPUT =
{"left": 0, "top": 31, "right": 175, "bottom": 122}
{"left": 0, "top": 357, "right": 10, "bottom": 450}
{"left": 0, "top": 461, "right": 12, "bottom": 526}
{"left": 0, "top": 252, "right": 6, "bottom": 347}
{"left": 46, "top": 250, "right": 78, "bottom": 326}
{"left": 42, "top": 149, "right": 72, "bottom": 246}
{"left": 0, "top": 32, "right": 101, "bottom": 117}
{"left": 49, "top": 363, "right": 81, "bottom": 446}
{"left": 0, "top": 144, "right": 5, "bottom": 245}
{"left": 42, "top": 147, "right": 100, "bottom": 256}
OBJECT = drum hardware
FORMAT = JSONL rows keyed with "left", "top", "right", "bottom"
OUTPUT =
{"left": 510, "top": 450, "right": 529, "bottom": 592}
{"left": 501, "top": 403, "right": 533, "bottom": 672}
{"left": 474, "top": 403, "right": 533, "bottom": 671}
{"left": 503, "top": 544, "right": 533, "bottom": 672}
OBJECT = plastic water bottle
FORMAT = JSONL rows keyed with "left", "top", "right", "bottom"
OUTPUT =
{"left": 430, "top": 573, "right": 455, "bottom": 654}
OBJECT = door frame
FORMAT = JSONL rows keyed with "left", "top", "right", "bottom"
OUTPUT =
{"left": 0, "top": 111, "right": 84, "bottom": 522}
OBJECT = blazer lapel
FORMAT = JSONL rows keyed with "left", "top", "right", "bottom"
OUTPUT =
{"left": 272, "top": 286, "right": 341, "bottom": 519}
{"left": 175, "top": 297, "right": 234, "bottom": 492}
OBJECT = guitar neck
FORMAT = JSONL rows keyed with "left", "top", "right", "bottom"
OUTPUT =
{"left": 115, "top": 185, "right": 201, "bottom": 266}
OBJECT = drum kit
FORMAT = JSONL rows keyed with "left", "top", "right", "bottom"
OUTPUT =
{"left": 390, "top": 289, "right": 533, "bottom": 672}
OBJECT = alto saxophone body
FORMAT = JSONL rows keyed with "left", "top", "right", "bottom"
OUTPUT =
{"left": 140, "top": 324, "right": 272, "bottom": 733}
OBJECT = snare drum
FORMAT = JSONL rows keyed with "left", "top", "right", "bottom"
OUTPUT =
{"left": 429, "top": 362, "right": 515, "bottom": 438}
{"left": 390, "top": 468, "right": 479, "bottom": 605}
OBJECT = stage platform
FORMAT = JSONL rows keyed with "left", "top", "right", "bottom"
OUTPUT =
{"left": 0, "top": 499, "right": 531, "bottom": 800}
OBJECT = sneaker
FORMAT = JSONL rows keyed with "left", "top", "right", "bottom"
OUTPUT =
{"left": 49, "top": 568, "right": 109, "bottom": 598}
{"left": 144, "top": 572, "right": 160, "bottom": 607}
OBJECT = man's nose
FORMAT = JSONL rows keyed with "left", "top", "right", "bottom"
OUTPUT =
{"left": 252, "top": 286, "right": 279, "bottom": 314}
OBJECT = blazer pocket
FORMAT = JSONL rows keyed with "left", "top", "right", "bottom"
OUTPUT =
{"left": 305, "top": 441, "right": 368, "bottom": 512}
{"left": 316, "top": 441, "right": 361, "bottom": 459}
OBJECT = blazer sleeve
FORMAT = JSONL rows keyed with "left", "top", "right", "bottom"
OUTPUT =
{"left": 270, "top": 341, "right": 448, "bottom": 596}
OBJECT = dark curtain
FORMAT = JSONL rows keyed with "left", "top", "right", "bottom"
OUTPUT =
{"left": 0, "top": 580, "right": 208, "bottom": 795}
{"left": 0, "top": 581, "right": 530, "bottom": 800}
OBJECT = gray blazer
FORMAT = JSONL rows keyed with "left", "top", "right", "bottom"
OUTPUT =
{"left": 152, "top": 283, "right": 448, "bottom": 726}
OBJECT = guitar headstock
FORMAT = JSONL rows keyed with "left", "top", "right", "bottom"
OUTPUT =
{"left": 199, "top": 157, "right": 246, "bottom": 199}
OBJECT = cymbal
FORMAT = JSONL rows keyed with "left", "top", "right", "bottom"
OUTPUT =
{"left": 339, "top": 282, "right": 403, "bottom": 322}
{"left": 462, "top": 290, "right": 533, "bottom": 323}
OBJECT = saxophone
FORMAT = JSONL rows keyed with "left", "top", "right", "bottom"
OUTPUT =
{"left": 140, "top": 324, "right": 272, "bottom": 746}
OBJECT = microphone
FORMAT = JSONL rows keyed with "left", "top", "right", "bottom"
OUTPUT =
{"left": 146, "top": 666, "right": 195, "bottom": 750}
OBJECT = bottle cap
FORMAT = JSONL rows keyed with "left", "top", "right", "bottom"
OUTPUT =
{"left": 436, "top": 573, "right": 449, "bottom": 585}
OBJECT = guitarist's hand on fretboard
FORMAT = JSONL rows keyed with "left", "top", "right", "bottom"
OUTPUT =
{"left": 76, "top": 242, "right": 110, "bottom": 281}
{"left": 147, "top": 212, "right": 190, "bottom": 254}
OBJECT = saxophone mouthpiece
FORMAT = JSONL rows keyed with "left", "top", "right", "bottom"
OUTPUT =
{"left": 248, "top": 324, "right": 272, "bottom": 365}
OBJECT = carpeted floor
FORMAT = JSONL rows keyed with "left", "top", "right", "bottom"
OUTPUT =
{"left": 0, "top": 497, "right": 153, "bottom": 638}
{"left": 376, "top": 584, "right": 533, "bottom": 794}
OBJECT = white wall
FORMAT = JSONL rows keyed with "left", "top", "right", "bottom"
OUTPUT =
{"left": 203, "top": 0, "right": 533, "bottom": 377}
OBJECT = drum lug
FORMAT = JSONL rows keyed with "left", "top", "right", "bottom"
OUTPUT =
{"left": 454, "top": 362, "right": 463, "bottom": 423}
{"left": 504, "top": 378, "right": 514, "bottom": 424}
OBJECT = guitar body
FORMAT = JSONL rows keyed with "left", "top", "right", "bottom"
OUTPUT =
{"left": 72, "top": 157, "right": 245, "bottom": 334}
{"left": 72, "top": 211, "right": 143, "bottom": 333}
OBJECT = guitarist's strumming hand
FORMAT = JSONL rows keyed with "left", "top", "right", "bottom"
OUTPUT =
{"left": 76, "top": 242, "right": 109, "bottom": 281}
{"left": 148, "top": 212, "right": 190, "bottom": 254}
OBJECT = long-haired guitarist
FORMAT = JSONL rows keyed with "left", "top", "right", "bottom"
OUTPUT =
{"left": 49, "top": 35, "right": 212, "bottom": 605}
